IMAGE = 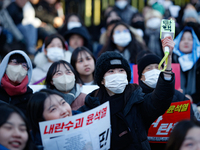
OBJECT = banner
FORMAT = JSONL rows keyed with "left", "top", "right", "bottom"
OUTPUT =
{"left": 39, "top": 102, "right": 111, "bottom": 150}
{"left": 148, "top": 100, "right": 191, "bottom": 143}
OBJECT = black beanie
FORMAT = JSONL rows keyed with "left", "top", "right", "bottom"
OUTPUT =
{"left": 9, "top": 54, "right": 26, "bottom": 63}
{"left": 137, "top": 54, "right": 162, "bottom": 79}
{"left": 94, "top": 51, "right": 131, "bottom": 86}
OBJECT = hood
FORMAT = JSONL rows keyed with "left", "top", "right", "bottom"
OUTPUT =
{"left": 0, "top": 50, "right": 33, "bottom": 84}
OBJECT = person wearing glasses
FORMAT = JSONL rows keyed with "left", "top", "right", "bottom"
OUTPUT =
{"left": 0, "top": 50, "right": 33, "bottom": 115}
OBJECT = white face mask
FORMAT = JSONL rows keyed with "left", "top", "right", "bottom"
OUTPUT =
{"left": 142, "top": 69, "right": 161, "bottom": 88}
{"left": 52, "top": 74, "right": 75, "bottom": 92}
{"left": 115, "top": 1, "right": 128, "bottom": 9}
{"left": 136, "top": 29, "right": 144, "bottom": 37}
{"left": 162, "top": 1, "right": 173, "bottom": 9}
{"left": 104, "top": 74, "right": 128, "bottom": 94}
{"left": 67, "top": 22, "right": 82, "bottom": 30}
{"left": 146, "top": 18, "right": 161, "bottom": 29}
{"left": 113, "top": 31, "right": 132, "bottom": 47}
{"left": 6, "top": 64, "right": 27, "bottom": 83}
{"left": 47, "top": 47, "right": 64, "bottom": 62}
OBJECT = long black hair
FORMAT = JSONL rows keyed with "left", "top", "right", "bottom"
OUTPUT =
{"left": 0, "top": 104, "right": 37, "bottom": 150}
{"left": 165, "top": 119, "right": 200, "bottom": 150}
{"left": 44, "top": 33, "right": 67, "bottom": 50}
{"left": 27, "top": 89, "right": 67, "bottom": 136}
{"left": 45, "top": 60, "right": 81, "bottom": 89}
{"left": 70, "top": 46, "right": 96, "bottom": 84}
{"left": 98, "top": 21, "right": 147, "bottom": 63}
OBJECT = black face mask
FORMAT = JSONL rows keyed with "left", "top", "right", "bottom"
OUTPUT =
{"left": 131, "top": 21, "right": 145, "bottom": 31}
{"left": 184, "top": 22, "right": 199, "bottom": 29}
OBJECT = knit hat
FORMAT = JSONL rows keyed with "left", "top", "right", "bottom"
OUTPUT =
{"left": 137, "top": 53, "right": 162, "bottom": 79}
{"left": 94, "top": 51, "right": 131, "bottom": 86}
{"left": 9, "top": 53, "right": 27, "bottom": 63}
{"left": 182, "top": 9, "right": 200, "bottom": 23}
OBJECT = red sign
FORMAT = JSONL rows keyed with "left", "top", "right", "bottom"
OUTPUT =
{"left": 148, "top": 100, "right": 191, "bottom": 143}
{"left": 43, "top": 106, "right": 107, "bottom": 135}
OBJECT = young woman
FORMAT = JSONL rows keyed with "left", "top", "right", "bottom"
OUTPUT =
{"left": 45, "top": 60, "right": 86, "bottom": 110}
{"left": 27, "top": 89, "right": 77, "bottom": 149}
{"left": 98, "top": 21, "right": 147, "bottom": 64}
{"left": 165, "top": 119, "right": 200, "bottom": 150}
{"left": 0, "top": 104, "right": 36, "bottom": 150}
{"left": 71, "top": 46, "right": 96, "bottom": 85}
{"left": 30, "top": 34, "right": 71, "bottom": 85}
{"left": 0, "top": 50, "right": 33, "bottom": 115}
{"left": 172, "top": 26, "right": 200, "bottom": 103}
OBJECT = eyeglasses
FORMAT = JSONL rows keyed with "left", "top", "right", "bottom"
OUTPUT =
{"left": 9, "top": 59, "right": 29, "bottom": 70}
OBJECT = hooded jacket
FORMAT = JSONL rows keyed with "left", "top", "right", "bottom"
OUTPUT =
{"left": 172, "top": 26, "right": 200, "bottom": 95}
{"left": 0, "top": 50, "right": 33, "bottom": 115}
{"left": 79, "top": 72, "right": 175, "bottom": 150}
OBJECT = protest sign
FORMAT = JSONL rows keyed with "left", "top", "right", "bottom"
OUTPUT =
{"left": 148, "top": 100, "right": 191, "bottom": 143}
{"left": 39, "top": 101, "right": 111, "bottom": 150}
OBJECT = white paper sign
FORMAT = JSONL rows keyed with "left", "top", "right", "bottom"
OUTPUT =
{"left": 39, "top": 102, "right": 111, "bottom": 150}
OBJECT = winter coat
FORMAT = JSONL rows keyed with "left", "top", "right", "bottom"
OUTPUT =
{"left": 0, "top": 86, "right": 33, "bottom": 115}
{"left": 6, "top": 2, "right": 23, "bottom": 25}
{"left": 139, "top": 79, "right": 195, "bottom": 150}
{"left": 191, "top": 58, "right": 200, "bottom": 105}
{"left": 71, "top": 93, "right": 86, "bottom": 110}
{"left": 30, "top": 51, "right": 71, "bottom": 85}
{"left": 79, "top": 72, "right": 175, "bottom": 150}
{"left": 172, "top": 27, "right": 200, "bottom": 96}
{"left": 0, "top": 50, "right": 33, "bottom": 115}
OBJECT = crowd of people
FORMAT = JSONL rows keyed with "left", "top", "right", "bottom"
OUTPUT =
{"left": 0, "top": 0, "right": 200, "bottom": 149}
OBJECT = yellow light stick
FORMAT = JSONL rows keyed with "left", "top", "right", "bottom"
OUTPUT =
{"left": 159, "top": 18, "right": 175, "bottom": 71}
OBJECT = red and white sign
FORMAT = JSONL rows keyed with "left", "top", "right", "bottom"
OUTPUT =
{"left": 39, "top": 102, "right": 111, "bottom": 150}
{"left": 148, "top": 100, "right": 191, "bottom": 143}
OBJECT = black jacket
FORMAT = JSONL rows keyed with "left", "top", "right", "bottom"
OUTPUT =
{"left": 79, "top": 72, "right": 175, "bottom": 150}
{"left": 0, "top": 86, "right": 33, "bottom": 115}
{"left": 6, "top": 2, "right": 23, "bottom": 25}
{"left": 139, "top": 79, "right": 194, "bottom": 150}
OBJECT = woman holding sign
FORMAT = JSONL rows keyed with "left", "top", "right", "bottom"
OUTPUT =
{"left": 27, "top": 89, "right": 81, "bottom": 149}
{"left": 78, "top": 35, "right": 175, "bottom": 149}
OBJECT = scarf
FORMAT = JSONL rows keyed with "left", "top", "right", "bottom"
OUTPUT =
{"left": 61, "top": 84, "right": 81, "bottom": 105}
{"left": 1, "top": 74, "right": 28, "bottom": 96}
{"left": 173, "top": 26, "right": 200, "bottom": 72}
